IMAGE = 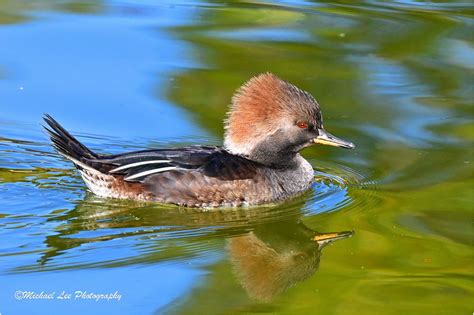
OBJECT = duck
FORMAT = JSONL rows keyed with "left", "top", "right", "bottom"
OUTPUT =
{"left": 43, "top": 73, "right": 354, "bottom": 208}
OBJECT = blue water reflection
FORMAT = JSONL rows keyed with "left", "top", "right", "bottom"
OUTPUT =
{"left": 0, "top": 1, "right": 472, "bottom": 314}
{"left": 0, "top": 10, "right": 207, "bottom": 140}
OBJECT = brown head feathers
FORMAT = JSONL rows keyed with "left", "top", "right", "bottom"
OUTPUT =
{"left": 224, "top": 73, "right": 322, "bottom": 156}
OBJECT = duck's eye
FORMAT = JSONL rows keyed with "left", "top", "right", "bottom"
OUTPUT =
{"left": 296, "top": 121, "right": 309, "bottom": 129}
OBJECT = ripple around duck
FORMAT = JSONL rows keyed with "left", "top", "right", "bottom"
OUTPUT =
{"left": 0, "top": 125, "right": 380, "bottom": 272}
{"left": 304, "top": 160, "right": 379, "bottom": 216}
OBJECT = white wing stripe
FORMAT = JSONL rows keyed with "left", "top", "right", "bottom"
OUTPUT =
{"left": 59, "top": 153, "right": 103, "bottom": 174}
{"left": 110, "top": 160, "right": 171, "bottom": 172}
{"left": 124, "top": 166, "right": 177, "bottom": 180}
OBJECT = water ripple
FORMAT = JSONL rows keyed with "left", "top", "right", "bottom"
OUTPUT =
{"left": 303, "top": 159, "right": 378, "bottom": 216}
{"left": 0, "top": 124, "right": 373, "bottom": 273}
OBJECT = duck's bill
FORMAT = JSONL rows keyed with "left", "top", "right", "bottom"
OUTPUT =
{"left": 313, "top": 230, "right": 354, "bottom": 247}
{"left": 314, "top": 129, "right": 355, "bottom": 149}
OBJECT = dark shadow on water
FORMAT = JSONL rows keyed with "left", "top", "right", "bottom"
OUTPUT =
{"left": 15, "top": 191, "right": 354, "bottom": 304}
{"left": 28, "top": 194, "right": 304, "bottom": 270}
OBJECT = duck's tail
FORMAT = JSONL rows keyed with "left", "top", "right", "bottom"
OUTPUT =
{"left": 42, "top": 114, "right": 103, "bottom": 173}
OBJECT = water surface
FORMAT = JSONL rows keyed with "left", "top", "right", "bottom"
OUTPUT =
{"left": 0, "top": 1, "right": 472, "bottom": 314}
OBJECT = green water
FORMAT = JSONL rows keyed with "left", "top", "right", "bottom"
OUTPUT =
{"left": 0, "top": 1, "right": 473, "bottom": 314}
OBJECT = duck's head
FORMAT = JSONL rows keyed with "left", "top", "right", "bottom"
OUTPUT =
{"left": 224, "top": 73, "right": 354, "bottom": 166}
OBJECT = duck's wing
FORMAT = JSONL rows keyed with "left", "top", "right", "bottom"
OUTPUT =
{"left": 96, "top": 146, "right": 260, "bottom": 182}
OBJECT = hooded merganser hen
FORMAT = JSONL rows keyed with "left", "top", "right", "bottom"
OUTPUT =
{"left": 43, "top": 73, "right": 354, "bottom": 208}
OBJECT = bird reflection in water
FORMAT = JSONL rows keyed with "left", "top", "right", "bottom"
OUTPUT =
{"left": 228, "top": 220, "right": 353, "bottom": 302}
{"left": 31, "top": 194, "right": 353, "bottom": 304}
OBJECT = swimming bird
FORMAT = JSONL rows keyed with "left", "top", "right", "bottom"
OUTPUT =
{"left": 43, "top": 73, "right": 354, "bottom": 208}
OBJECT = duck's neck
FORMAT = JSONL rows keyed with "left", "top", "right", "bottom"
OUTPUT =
{"left": 248, "top": 148, "right": 299, "bottom": 169}
{"left": 224, "top": 137, "right": 314, "bottom": 199}
{"left": 264, "top": 154, "right": 314, "bottom": 200}
{"left": 224, "top": 131, "right": 301, "bottom": 168}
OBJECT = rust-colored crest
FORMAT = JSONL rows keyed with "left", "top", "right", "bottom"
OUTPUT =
{"left": 224, "top": 73, "right": 321, "bottom": 155}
